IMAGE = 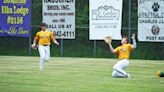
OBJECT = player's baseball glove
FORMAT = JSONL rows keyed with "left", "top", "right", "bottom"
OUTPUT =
{"left": 104, "top": 36, "right": 112, "bottom": 44}
{"left": 31, "top": 44, "right": 38, "bottom": 50}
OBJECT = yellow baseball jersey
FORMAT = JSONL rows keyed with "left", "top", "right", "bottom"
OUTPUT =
{"left": 34, "top": 30, "right": 54, "bottom": 45}
{"left": 114, "top": 44, "right": 133, "bottom": 60}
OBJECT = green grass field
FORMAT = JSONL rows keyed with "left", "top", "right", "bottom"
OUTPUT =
{"left": 0, "top": 56, "right": 163, "bottom": 92}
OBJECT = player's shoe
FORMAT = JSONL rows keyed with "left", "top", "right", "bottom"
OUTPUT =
{"left": 127, "top": 73, "right": 131, "bottom": 78}
{"left": 40, "top": 67, "right": 44, "bottom": 71}
{"left": 125, "top": 73, "right": 131, "bottom": 79}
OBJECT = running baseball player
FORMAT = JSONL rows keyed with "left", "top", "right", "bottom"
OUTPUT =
{"left": 31, "top": 23, "right": 59, "bottom": 70}
{"left": 107, "top": 34, "right": 137, "bottom": 78}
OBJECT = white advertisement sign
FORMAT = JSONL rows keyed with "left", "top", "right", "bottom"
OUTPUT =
{"left": 138, "top": 0, "right": 164, "bottom": 42}
{"left": 42, "top": 0, "right": 75, "bottom": 39}
{"left": 89, "top": 0, "right": 123, "bottom": 40}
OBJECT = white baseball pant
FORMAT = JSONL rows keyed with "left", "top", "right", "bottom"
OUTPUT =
{"left": 112, "top": 59, "right": 129, "bottom": 78}
{"left": 38, "top": 45, "right": 50, "bottom": 70}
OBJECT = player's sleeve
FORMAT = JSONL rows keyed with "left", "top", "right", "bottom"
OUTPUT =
{"left": 128, "top": 44, "right": 133, "bottom": 51}
{"left": 132, "top": 39, "right": 137, "bottom": 49}
{"left": 114, "top": 47, "right": 119, "bottom": 53}
{"left": 50, "top": 32, "right": 55, "bottom": 40}
{"left": 34, "top": 32, "right": 39, "bottom": 41}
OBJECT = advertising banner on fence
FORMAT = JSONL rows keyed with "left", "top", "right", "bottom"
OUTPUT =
{"left": 42, "top": 0, "right": 75, "bottom": 39}
{"left": 138, "top": 0, "right": 164, "bottom": 42}
{"left": 89, "top": 0, "right": 123, "bottom": 40}
{"left": 0, "top": 0, "right": 31, "bottom": 37}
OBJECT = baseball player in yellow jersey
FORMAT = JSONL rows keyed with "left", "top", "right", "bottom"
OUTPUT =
{"left": 108, "top": 34, "right": 137, "bottom": 78}
{"left": 31, "top": 23, "right": 59, "bottom": 70}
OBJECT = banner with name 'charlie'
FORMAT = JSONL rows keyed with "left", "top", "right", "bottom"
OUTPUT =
{"left": 43, "top": 0, "right": 75, "bottom": 39}
{"left": 138, "top": 0, "right": 164, "bottom": 42}
{"left": 0, "top": 0, "right": 31, "bottom": 37}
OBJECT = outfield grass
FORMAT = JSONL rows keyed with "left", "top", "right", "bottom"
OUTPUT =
{"left": 0, "top": 56, "right": 163, "bottom": 92}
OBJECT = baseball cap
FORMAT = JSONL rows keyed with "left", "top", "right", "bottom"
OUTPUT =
{"left": 40, "top": 23, "right": 47, "bottom": 27}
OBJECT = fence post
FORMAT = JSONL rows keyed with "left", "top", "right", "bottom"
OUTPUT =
{"left": 29, "top": 0, "right": 32, "bottom": 55}
{"left": 93, "top": 40, "right": 96, "bottom": 57}
{"left": 128, "top": 0, "right": 132, "bottom": 43}
{"left": 60, "top": 39, "right": 63, "bottom": 57}
{"left": 29, "top": 36, "right": 32, "bottom": 55}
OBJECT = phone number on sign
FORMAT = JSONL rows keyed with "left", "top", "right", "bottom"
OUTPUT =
{"left": 53, "top": 31, "right": 75, "bottom": 38}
